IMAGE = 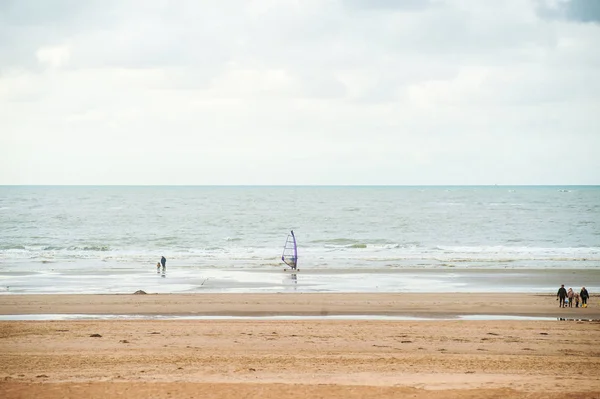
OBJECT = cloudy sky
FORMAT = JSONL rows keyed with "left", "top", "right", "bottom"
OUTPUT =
{"left": 1, "top": 0, "right": 599, "bottom": 185}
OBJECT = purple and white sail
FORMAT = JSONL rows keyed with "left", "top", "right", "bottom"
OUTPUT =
{"left": 281, "top": 230, "right": 298, "bottom": 270}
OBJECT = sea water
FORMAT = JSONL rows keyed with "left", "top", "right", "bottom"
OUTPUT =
{"left": 1, "top": 186, "right": 599, "bottom": 294}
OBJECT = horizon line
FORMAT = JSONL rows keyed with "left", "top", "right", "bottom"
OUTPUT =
{"left": 1, "top": 184, "right": 598, "bottom": 188}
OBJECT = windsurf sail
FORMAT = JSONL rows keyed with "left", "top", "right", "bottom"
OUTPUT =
{"left": 281, "top": 230, "right": 298, "bottom": 269}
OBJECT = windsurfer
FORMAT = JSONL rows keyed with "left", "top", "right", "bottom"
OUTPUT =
{"left": 282, "top": 231, "right": 298, "bottom": 271}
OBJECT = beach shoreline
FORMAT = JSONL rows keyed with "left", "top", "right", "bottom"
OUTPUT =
{"left": 2, "top": 267, "right": 599, "bottom": 295}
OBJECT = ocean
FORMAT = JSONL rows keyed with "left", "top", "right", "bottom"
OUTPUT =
{"left": 1, "top": 186, "right": 599, "bottom": 294}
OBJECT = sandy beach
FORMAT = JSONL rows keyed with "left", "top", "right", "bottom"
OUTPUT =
{"left": 1, "top": 292, "right": 600, "bottom": 318}
{"left": 1, "top": 293, "right": 599, "bottom": 398}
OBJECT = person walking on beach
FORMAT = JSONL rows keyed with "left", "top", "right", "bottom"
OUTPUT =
{"left": 567, "top": 287, "right": 574, "bottom": 308}
{"left": 557, "top": 284, "right": 567, "bottom": 308}
{"left": 160, "top": 256, "right": 167, "bottom": 274}
{"left": 156, "top": 262, "right": 161, "bottom": 274}
{"left": 580, "top": 287, "right": 589, "bottom": 307}
{"left": 574, "top": 291, "right": 580, "bottom": 308}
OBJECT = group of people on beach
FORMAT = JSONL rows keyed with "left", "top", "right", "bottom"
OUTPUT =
{"left": 556, "top": 285, "right": 589, "bottom": 308}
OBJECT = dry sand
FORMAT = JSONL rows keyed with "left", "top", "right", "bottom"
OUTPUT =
{"left": 1, "top": 293, "right": 599, "bottom": 398}
{"left": 2, "top": 292, "right": 600, "bottom": 318}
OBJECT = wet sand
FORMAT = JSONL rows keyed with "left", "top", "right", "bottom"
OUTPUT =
{"left": 1, "top": 293, "right": 599, "bottom": 398}
{"left": 3, "top": 267, "right": 599, "bottom": 295}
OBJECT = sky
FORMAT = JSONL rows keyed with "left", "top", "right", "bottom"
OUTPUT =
{"left": 1, "top": 0, "right": 599, "bottom": 185}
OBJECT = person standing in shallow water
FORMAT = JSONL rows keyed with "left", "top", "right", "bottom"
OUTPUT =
{"left": 160, "top": 256, "right": 166, "bottom": 274}
{"left": 557, "top": 284, "right": 567, "bottom": 308}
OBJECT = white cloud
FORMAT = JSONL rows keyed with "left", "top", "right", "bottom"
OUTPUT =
{"left": 36, "top": 44, "right": 71, "bottom": 68}
{"left": 0, "top": 0, "right": 599, "bottom": 184}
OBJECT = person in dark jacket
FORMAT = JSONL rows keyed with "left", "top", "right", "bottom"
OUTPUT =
{"left": 580, "top": 287, "right": 589, "bottom": 307}
{"left": 557, "top": 284, "right": 567, "bottom": 308}
{"left": 160, "top": 256, "right": 167, "bottom": 274}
